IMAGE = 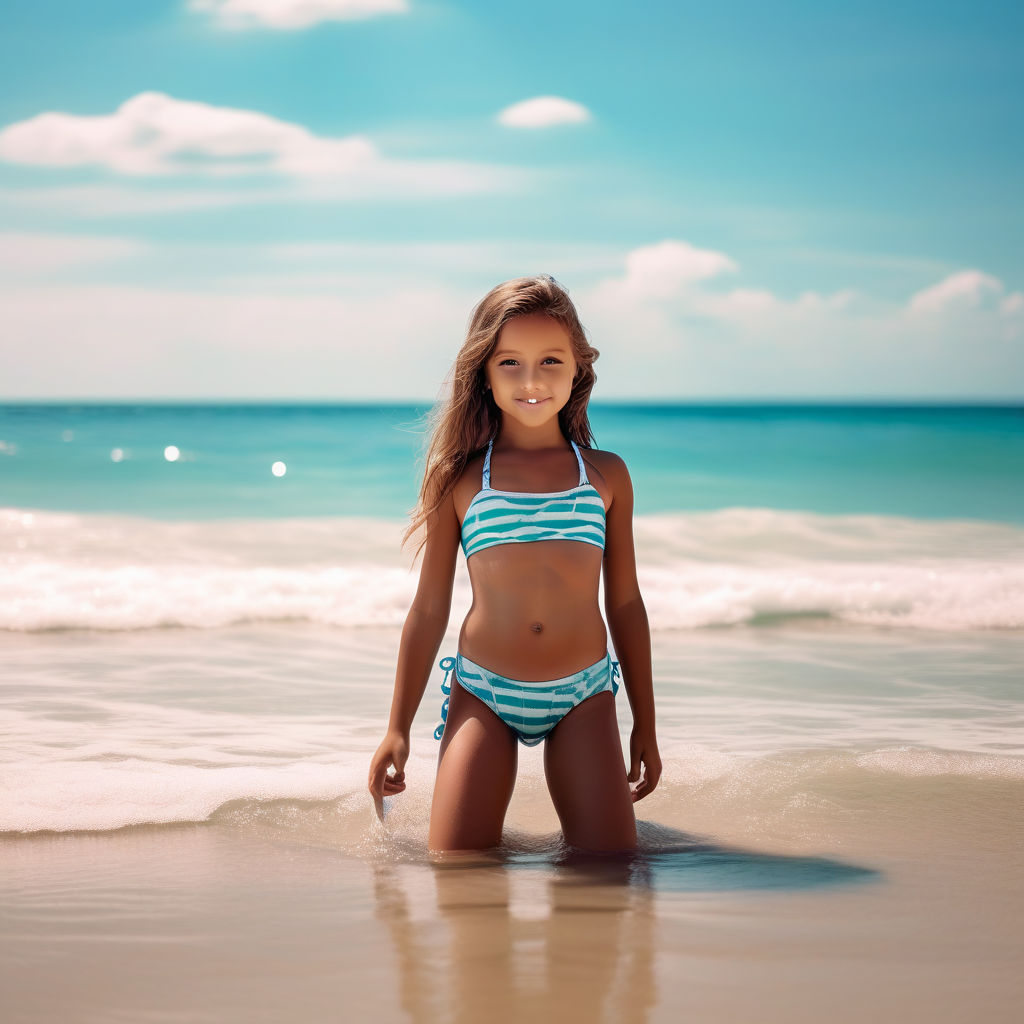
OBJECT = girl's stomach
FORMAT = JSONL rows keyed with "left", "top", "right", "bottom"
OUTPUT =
{"left": 458, "top": 541, "right": 607, "bottom": 680}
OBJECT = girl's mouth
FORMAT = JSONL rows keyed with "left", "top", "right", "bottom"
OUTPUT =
{"left": 515, "top": 397, "right": 549, "bottom": 407}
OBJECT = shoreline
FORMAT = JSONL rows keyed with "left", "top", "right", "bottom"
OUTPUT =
{"left": 2, "top": 790, "right": 1021, "bottom": 1024}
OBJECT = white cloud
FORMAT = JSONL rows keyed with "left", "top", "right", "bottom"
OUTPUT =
{"left": 0, "top": 156, "right": 525, "bottom": 215}
{"left": 0, "top": 183, "right": 266, "bottom": 217}
{"left": 1, "top": 237, "right": 1020, "bottom": 400}
{"left": 597, "top": 243, "right": 1011, "bottom": 335}
{"left": 907, "top": 269, "right": 1003, "bottom": 314}
{"left": 596, "top": 239, "right": 738, "bottom": 302}
{"left": 0, "top": 282, "right": 471, "bottom": 399}
{"left": 0, "top": 92, "right": 521, "bottom": 199}
{"left": 582, "top": 242, "right": 1022, "bottom": 398}
{"left": 1000, "top": 291, "right": 1023, "bottom": 315}
{"left": 0, "top": 232, "right": 147, "bottom": 274}
{"left": 188, "top": 0, "right": 408, "bottom": 30}
{"left": 497, "top": 96, "right": 592, "bottom": 129}
{"left": 689, "top": 285, "right": 858, "bottom": 325}
{"left": 0, "top": 91, "right": 382, "bottom": 178}
{"left": 0, "top": 235, "right": 627, "bottom": 291}
{"left": 257, "top": 239, "right": 623, "bottom": 278}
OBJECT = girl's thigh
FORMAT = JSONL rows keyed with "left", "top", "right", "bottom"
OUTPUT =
{"left": 428, "top": 679, "right": 518, "bottom": 852}
{"left": 543, "top": 691, "right": 637, "bottom": 852}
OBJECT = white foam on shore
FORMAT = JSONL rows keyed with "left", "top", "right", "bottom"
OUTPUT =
{"left": 3, "top": 744, "right": 1021, "bottom": 835}
{"left": 0, "top": 759, "right": 367, "bottom": 833}
{"left": 3, "top": 506, "right": 1023, "bottom": 632}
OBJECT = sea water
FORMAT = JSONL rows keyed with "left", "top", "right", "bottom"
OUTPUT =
{"left": 1, "top": 401, "right": 1022, "bottom": 840}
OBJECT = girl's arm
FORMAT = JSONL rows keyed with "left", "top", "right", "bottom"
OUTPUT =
{"left": 600, "top": 453, "right": 662, "bottom": 802}
{"left": 367, "top": 491, "right": 461, "bottom": 814}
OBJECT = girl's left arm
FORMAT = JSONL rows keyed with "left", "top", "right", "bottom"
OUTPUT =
{"left": 601, "top": 452, "right": 662, "bottom": 802}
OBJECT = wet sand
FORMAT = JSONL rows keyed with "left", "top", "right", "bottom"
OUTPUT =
{"left": 2, "top": 777, "right": 1021, "bottom": 1024}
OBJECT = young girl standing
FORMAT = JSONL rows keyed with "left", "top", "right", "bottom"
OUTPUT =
{"left": 368, "top": 275, "right": 660, "bottom": 853}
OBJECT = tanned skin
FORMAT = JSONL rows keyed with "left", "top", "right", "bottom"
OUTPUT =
{"left": 368, "top": 313, "right": 661, "bottom": 852}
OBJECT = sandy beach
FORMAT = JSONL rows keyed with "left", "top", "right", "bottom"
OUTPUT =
{"left": 3, "top": 750, "right": 1021, "bottom": 1024}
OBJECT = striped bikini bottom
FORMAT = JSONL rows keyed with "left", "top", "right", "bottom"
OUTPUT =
{"left": 433, "top": 652, "right": 621, "bottom": 748}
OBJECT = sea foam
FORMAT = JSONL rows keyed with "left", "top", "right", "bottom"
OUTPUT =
{"left": 2, "top": 506, "right": 1022, "bottom": 632}
{"left": 4, "top": 744, "right": 1021, "bottom": 835}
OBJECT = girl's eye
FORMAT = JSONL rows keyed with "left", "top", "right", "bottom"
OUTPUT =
{"left": 497, "top": 357, "right": 562, "bottom": 367}
{"left": 495, "top": 356, "right": 569, "bottom": 368}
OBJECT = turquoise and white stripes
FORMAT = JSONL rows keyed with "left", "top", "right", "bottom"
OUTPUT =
{"left": 460, "top": 438, "right": 607, "bottom": 558}
{"left": 434, "top": 652, "right": 621, "bottom": 747}
{"left": 439, "top": 438, "right": 617, "bottom": 745}
{"left": 461, "top": 489, "right": 606, "bottom": 556}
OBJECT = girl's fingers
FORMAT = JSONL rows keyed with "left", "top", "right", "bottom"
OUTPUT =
{"left": 629, "top": 769, "right": 644, "bottom": 801}
{"left": 367, "top": 765, "right": 384, "bottom": 798}
{"left": 368, "top": 758, "right": 405, "bottom": 797}
{"left": 375, "top": 764, "right": 407, "bottom": 797}
{"left": 629, "top": 758, "right": 662, "bottom": 801}
{"left": 371, "top": 763, "right": 407, "bottom": 822}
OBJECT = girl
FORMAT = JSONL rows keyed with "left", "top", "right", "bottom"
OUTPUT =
{"left": 368, "top": 274, "right": 660, "bottom": 853}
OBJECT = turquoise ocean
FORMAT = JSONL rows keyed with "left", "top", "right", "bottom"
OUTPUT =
{"left": 1, "top": 401, "right": 1022, "bottom": 842}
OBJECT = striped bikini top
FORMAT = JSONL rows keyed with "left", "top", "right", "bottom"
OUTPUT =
{"left": 460, "top": 438, "right": 607, "bottom": 559}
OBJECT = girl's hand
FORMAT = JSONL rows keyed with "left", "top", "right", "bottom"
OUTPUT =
{"left": 627, "top": 726, "right": 662, "bottom": 802}
{"left": 368, "top": 730, "right": 410, "bottom": 821}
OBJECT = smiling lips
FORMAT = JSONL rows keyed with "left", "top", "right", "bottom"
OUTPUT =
{"left": 517, "top": 397, "right": 548, "bottom": 405}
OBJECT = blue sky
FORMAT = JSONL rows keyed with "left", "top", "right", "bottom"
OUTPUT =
{"left": 1, "top": 0, "right": 1021, "bottom": 399}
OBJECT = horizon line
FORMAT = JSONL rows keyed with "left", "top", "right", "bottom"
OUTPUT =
{"left": 2, "top": 397, "right": 1023, "bottom": 408}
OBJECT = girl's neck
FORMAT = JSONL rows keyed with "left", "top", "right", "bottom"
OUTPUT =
{"left": 496, "top": 418, "right": 569, "bottom": 451}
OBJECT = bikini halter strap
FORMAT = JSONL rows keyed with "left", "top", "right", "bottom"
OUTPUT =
{"left": 482, "top": 438, "right": 493, "bottom": 489}
{"left": 570, "top": 440, "right": 589, "bottom": 486}
{"left": 482, "top": 438, "right": 588, "bottom": 490}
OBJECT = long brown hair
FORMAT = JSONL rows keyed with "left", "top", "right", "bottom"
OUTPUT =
{"left": 403, "top": 274, "right": 601, "bottom": 557}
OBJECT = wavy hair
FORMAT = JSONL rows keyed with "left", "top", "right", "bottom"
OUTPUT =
{"left": 403, "top": 274, "right": 600, "bottom": 558}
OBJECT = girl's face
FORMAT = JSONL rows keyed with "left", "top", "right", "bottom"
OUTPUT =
{"left": 484, "top": 313, "right": 578, "bottom": 426}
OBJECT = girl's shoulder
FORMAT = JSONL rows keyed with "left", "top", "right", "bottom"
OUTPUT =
{"left": 579, "top": 446, "right": 632, "bottom": 508}
{"left": 450, "top": 447, "right": 489, "bottom": 511}
{"left": 580, "top": 445, "right": 630, "bottom": 481}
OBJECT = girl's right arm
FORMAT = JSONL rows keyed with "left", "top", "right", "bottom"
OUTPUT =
{"left": 367, "top": 491, "right": 461, "bottom": 815}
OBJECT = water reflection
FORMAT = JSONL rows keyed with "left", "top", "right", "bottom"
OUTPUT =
{"left": 370, "top": 824, "right": 879, "bottom": 1023}
{"left": 372, "top": 852, "right": 656, "bottom": 1023}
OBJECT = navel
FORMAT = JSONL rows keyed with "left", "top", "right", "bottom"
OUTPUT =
{"left": 529, "top": 621, "right": 543, "bottom": 634}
